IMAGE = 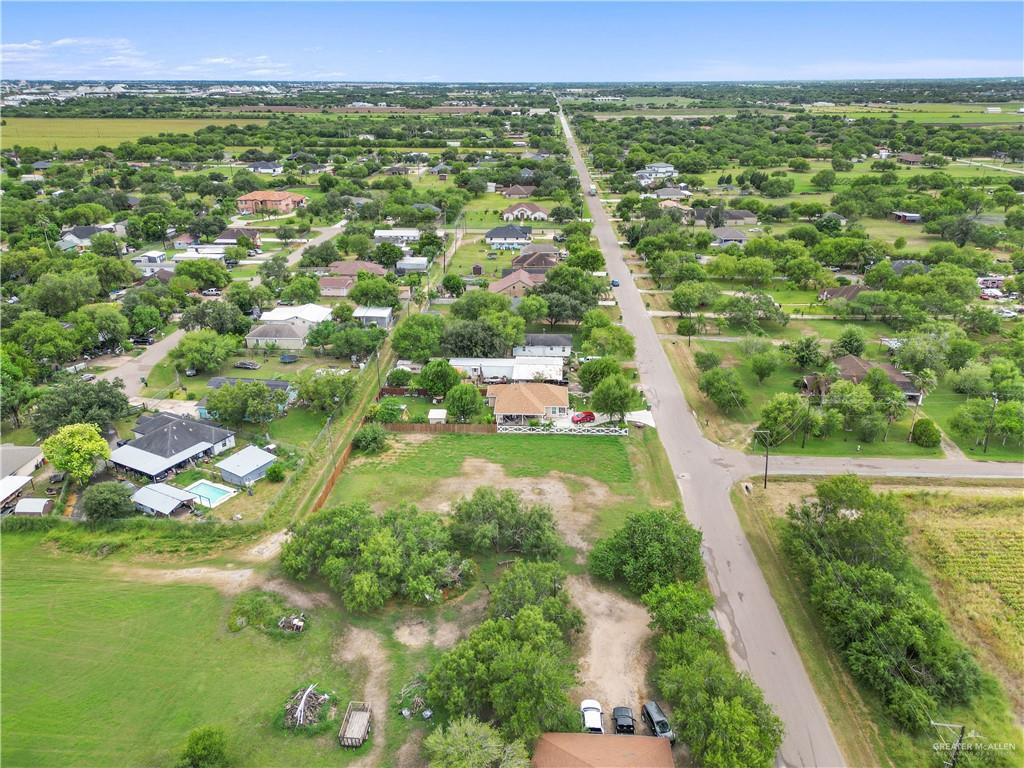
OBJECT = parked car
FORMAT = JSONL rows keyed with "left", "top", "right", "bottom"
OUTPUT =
{"left": 578, "top": 355, "right": 602, "bottom": 364}
{"left": 80, "top": 373, "right": 97, "bottom": 383}
{"left": 572, "top": 411, "right": 596, "bottom": 425}
{"left": 640, "top": 701, "right": 675, "bottom": 744}
{"left": 201, "top": 288, "right": 221, "bottom": 297}
{"left": 184, "top": 367, "right": 197, "bottom": 377}
{"left": 234, "top": 360, "right": 261, "bottom": 370}
{"left": 580, "top": 699, "right": 604, "bottom": 734}
{"left": 130, "top": 336, "right": 154, "bottom": 346}
{"left": 610, "top": 279, "right": 620, "bottom": 288}
{"left": 611, "top": 706, "right": 636, "bottom": 735}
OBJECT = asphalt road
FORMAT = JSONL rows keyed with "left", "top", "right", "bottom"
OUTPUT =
{"left": 560, "top": 110, "right": 847, "bottom": 768}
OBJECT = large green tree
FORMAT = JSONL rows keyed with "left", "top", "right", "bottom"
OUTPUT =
{"left": 42, "top": 423, "right": 110, "bottom": 485}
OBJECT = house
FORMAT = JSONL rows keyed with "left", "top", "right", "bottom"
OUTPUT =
{"left": 486, "top": 383, "right": 570, "bottom": 424}
{"left": 152, "top": 268, "right": 177, "bottom": 283}
{"left": 652, "top": 186, "right": 692, "bottom": 200}
{"left": 171, "top": 232, "right": 197, "bottom": 249}
{"left": 13, "top": 497, "right": 53, "bottom": 516}
{"left": 373, "top": 228, "right": 421, "bottom": 245}
{"left": 215, "top": 227, "right": 262, "bottom": 248}
{"left": 502, "top": 202, "right": 549, "bottom": 221}
{"left": 513, "top": 333, "right": 572, "bottom": 358}
{"left": 384, "top": 165, "right": 409, "bottom": 175}
{"left": 891, "top": 211, "right": 923, "bottom": 224}
{"left": 488, "top": 269, "right": 545, "bottom": 298}
{"left": 451, "top": 356, "right": 564, "bottom": 384}
{"left": 501, "top": 185, "right": 537, "bottom": 199}
{"left": 216, "top": 445, "right": 277, "bottom": 486}
{"left": 819, "top": 285, "right": 866, "bottom": 302}
{"left": 896, "top": 153, "right": 923, "bottom": 166}
{"left": 110, "top": 415, "right": 235, "bottom": 480}
{"left": 353, "top": 306, "right": 394, "bottom": 329}
{"left": 0, "top": 475, "right": 33, "bottom": 508}
{"left": 427, "top": 409, "right": 447, "bottom": 425}
{"left": 31, "top": 160, "right": 52, "bottom": 170}
{"left": 328, "top": 260, "right": 387, "bottom": 277}
{"left": 985, "top": 107, "right": 1003, "bottom": 114}
{"left": 248, "top": 161, "right": 283, "bottom": 175}
{"left": 131, "top": 250, "right": 173, "bottom": 277}
{"left": 485, "top": 225, "right": 532, "bottom": 250}
{"left": 303, "top": 163, "right": 331, "bottom": 175}
{"left": 711, "top": 227, "right": 748, "bottom": 246}
{"left": 245, "top": 319, "right": 307, "bottom": 349}
{"left": 395, "top": 256, "right": 429, "bottom": 275}
{"left": 819, "top": 211, "right": 848, "bottom": 227}
{"left": 831, "top": 354, "right": 924, "bottom": 404}
{"left": 978, "top": 275, "right": 1008, "bottom": 290}
{"left": 131, "top": 483, "right": 198, "bottom": 517}
{"left": 56, "top": 223, "right": 116, "bottom": 251}
{"left": 428, "top": 163, "right": 451, "bottom": 175}
{"left": 512, "top": 245, "right": 561, "bottom": 273}
{"left": 259, "top": 303, "right": 332, "bottom": 330}
{"left": 0, "top": 444, "right": 43, "bottom": 479}
{"left": 890, "top": 259, "right": 929, "bottom": 276}
{"left": 532, "top": 733, "right": 673, "bottom": 768}
{"left": 634, "top": 162, "right": 676, "bottom": 187}
{"left": 208, "top": 377, "right": 296, "bottom": 401}
{"left": 412, "top": 202, "right": 442, "bottom": 216}
{"left": 319, "top": 275, "right": 355, "bottom": 297}
{"left": 236, "top": 190, "right": 307, "bottom": 215}
{"left": 20, "top": 174, "right": 44, "bottom": 183}
{"left": 694, "top": 208, "right": 758, "bottom": 226}
{"left": 174, "top": 245, "right": 226, "bottom": 263}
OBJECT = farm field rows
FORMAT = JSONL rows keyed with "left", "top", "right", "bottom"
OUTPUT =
{"left": 0, "top": 117, "right": 267, "bottom": 149}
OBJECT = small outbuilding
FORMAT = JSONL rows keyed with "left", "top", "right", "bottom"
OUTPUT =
{"left": 215, "top": 445, "right": 277, "bottom": 486}
{"left": 427, "top": 409, "right": 447, "bottom": 425}
{"left": 353, "top": 306, "right": 395, "bottom": 329}
{"left": 131, "top": 483, "right": 199, "bottom": 517}
{"left": 13, "top": 497, "right": 52, "bottom": 516}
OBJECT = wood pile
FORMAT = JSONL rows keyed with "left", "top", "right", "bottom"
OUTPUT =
{"left": 285, "top": 684, "right": 329, "bottom": 729}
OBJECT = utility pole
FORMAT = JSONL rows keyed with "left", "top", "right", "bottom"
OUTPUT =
{"left": 801, "top": 402, "right": 811, "bottom": 449}
{"left": 754, "top": 429, "right": 771, "bottom": 489}
{"left": 982, "top": 395, "right": 999, "bottom": 454}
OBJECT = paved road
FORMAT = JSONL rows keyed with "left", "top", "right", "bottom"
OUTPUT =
{"left": 560, "top": 110, "right": 847, "bottom": 768}
{"left": 96, "top": 328, "right": 185, "bottom": 398}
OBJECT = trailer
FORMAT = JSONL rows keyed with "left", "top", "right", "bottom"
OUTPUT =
{"left": 338, "top": 701, "right": 372, "bottom": 747}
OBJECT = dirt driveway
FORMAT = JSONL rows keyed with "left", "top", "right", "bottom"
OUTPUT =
{"left": 568, "top": 575, "right": 653, "bottom": 711}
{"left": 334, "top": 628, "right": 390, "bottom": 768}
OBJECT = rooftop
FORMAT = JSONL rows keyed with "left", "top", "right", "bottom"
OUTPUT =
{"left": 215, "top": 445, "right": 276, "bottom": 478}
{"left": 487, "top": 382, "right": 568, "bottom": 415}
{"left": 532, "top": 733, "right": 673, "bottom": 768}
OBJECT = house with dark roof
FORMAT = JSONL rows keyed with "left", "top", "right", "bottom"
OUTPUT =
{"left": 215, "top": 227, "right": 262, "bottom": 248}
{"left": 897, "top": 153, "right": 923, "bottom": 166}
{"left": 245, "top": 322, "right": 308, "bottom": 350}
{"left": 694, "top": 208, "right": 758, "bottom": 225}
{"left": 804, "top": 354, "right": 923, "bottom": 405}
{"left": 248, "top": 161, "right": 283, "bottom": 175}
{"left": 513, "top": 333, "right": 572, "bottom": 358}
{"left": 890, "top": 259, "right": 929, "bottom": 275}
{"left": 818, "top": 285, "right": 866, "bottom": 302}
{"left": 111, "top": 414, "right": 235, "bottom": 479}
{"left": 891, "top": 211, "right": 923, "bottom": 224}
{"left": 711, "top": 226, "right": 748, "bottom": 246}
{"left": 501, "top": 184, "right": 537, "bottom": 199}
{"left": 485, "top": 225, "right": 533, "bottom": 250}
{"left": 510, "top": 249, "right": 560, "bottom": 274}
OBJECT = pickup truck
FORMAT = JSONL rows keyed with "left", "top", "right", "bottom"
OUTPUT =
{"left": 588, "top": 183, "right": 597, "bottom": 196}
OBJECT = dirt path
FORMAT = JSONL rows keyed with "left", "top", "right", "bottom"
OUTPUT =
{"left": 568, "top": 574, "right": 653, "bottom": 710}
{"left": 335, "top": 628, "right": 390, "bottom": 768}
{"left": 240, "top": 529, "right": 290, "bottom": 562}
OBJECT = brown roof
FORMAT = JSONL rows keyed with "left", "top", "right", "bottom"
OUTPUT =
{"left": 504, "top": 202, "right": 548, "bottom": 215}
{"left": 502, "top": 185, "right": 537, "bottom": 197}
{"left": 511, "top": 252, "right": 559, "bottom": 271}
{"left": 318, "top": 275, "right": 354, "bottom": 290}
{"left": 833, "top": 354, "right": 918, "bottom": 393}
{"left": 488, "top": 269, "right": 545, "bottom": 294}
{"left": 327, "top": 260, "right": 387, "bottom": 277}
{"left": 237, "top": 190, "right": 307, "bottom": 202}
{"left": 487, "top": 383, "right": 568, "bottom": 416}
{"left": 532, "top": 734, "right": 673, "bottom": 768}
{"left": 819, "top": 285, "right": 866, "bottom": 301}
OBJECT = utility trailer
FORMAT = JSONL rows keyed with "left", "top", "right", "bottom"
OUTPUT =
{"left": 338, "top": 701, "right": 372, "bottom": 747}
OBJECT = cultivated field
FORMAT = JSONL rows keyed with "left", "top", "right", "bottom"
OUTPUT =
{"left": 0, "top": 117, "right": 266, "bottom": 150}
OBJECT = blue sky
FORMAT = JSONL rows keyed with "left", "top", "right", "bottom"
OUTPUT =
{"left": 2, "top": 2, "right": 1022, "bottom": 82}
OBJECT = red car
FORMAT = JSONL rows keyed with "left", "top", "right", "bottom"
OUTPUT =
{"left": 572, "top": 411, "right": 596, "bottom": 425}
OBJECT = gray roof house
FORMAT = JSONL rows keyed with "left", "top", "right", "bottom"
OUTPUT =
{"left": 711, "top": 227, "right": 749, "bottom": 246}
{"left": 131, "top": 483, "right": 199, "bottom": 516}
{"left": 216, "top": 445, "right": 277, "bottom": 486}
{"left": 111, "top": 415, "right": 235, "bottom": 479}
{"left": 513, "top": 333, "right": 573, "bottom": 358}
{"left": 245, "top": 322, "right": 307, "bottom": 350}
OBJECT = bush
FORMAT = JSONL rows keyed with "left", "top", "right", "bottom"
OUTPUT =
{"left": 386, "top": 367, "right": 413, "bottom": 387}
{"left": 228, "top": 590, "right": 295, "bottom": 634}
{"left": 855, "top": 412, "right": 886, "bottom": 443}
{"left": 81, "top": 481, "right": 135, "bottom": 521}
{"left": 353, "top": 423, "right": 388, "bottom": 454}
{"left": 176, "top": 726, "right": 228, "bottom": 768}
{"left": 371, "top": 397, "right": 404, "bottom": 423}
{"left": 264, "top": 463, "right": 286, "bottom": 482}
{"left": 451, "top": 487, "right": 561, "bottom": 559}
{"left": 910, "top": 417, "right": 942, "bottom": 448}
{"left": 694, "top": 350, "right": 721, "bottom": 371}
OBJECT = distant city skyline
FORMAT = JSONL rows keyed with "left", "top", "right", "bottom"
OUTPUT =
{"left": 2, "top": 1, "right": 1022, "bottom": 82}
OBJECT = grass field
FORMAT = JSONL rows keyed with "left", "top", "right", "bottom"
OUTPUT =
{"left": 806, "top": 102, "right": 1024, "bottom": 125}
{"left": 733, "top": 479, "right": 1024, "bottom": 768}
{"left": 922, "top": 384, "right": 1024, "bottom": 462}
{"left": 1, "top": 117, "right": 266, "bottom": 150}
{"left": 0, "top": 535, "right": 358, "bottom": 768}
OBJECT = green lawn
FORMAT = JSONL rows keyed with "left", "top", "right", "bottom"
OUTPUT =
{"left": 143, "top": 354, "right": 330, "bottom": 400}
{"left": 922, "top": 384, "right": 1024, "bottom": 462}
{"left": 0, "top": 423, "right": 38, "bottom": 446}
{"left": 266, "top": 407, "right": 328, "bottom": 447}
{"left": 0, "top": 117, "right": 266, "bottom": 150}
{"left": 0, "top": 535, "right": 356, "bottom": 768}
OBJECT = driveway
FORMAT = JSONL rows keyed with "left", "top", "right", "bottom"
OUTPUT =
{"left": 560, "top": 109, "right": 846, "bottom": 768}
{"left": 96, "top": 328, "right": 185, "bottom": 399}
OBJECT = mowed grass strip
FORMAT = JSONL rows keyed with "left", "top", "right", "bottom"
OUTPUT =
{"left": 0, "top": 535, "right": 355, "bottom": 768}
{"left": 1, "top": 117, "right": 266, "bottom": 150}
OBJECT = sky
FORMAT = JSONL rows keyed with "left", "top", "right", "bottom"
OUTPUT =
{"left": 2, "top": 1, "right": 1022, "bottom": 82}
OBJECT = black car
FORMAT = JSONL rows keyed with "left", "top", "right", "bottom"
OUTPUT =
{"left": 611, "top": 706, "right": 636, "bottom": 735}
{"left": 641, "top": 701, "right": 676, "bottom": 744}
{"left": 130, "top": 336, "right": 154, "bottom": 346}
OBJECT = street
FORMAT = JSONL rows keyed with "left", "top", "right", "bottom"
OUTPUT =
{"left": 560, "top": 110, "right": 846, "bottom": 768}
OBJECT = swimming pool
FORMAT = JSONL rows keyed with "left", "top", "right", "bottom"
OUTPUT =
{"left": 184, "top": 480, "right": 237, "bottom": 508}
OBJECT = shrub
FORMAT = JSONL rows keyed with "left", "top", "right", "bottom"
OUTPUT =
{"left": 694, "top": 349, "right": 721, "bottom": 371}
{"left": 910, "top": 417, "right": 942, "bottom": 448}
{"left": 451, "top": 487, "right": 561, "bottom": 559}
{"left": 264, "top": 463, "right": 286, "bottom": 482}
{"left": 228, "top": 590, "right": 295, "bottom": 634}
{"left": 81, "top": 481, "right": 135, "bottom": 521}
{"left": 372, "top": 397, "right": 404, "bottom": 423}
{"left": 176, "top": 726, "right": 228, "bottom": 768}
{"left": 353, "top": 423, "right": 388, "bottom": 454}
{"left": 386, "top": 367, "right": 413, "bottom": 387}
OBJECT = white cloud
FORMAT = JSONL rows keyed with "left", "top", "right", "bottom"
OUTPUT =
{"left": 2, "top": 36, "right": 161, "bottom": 75}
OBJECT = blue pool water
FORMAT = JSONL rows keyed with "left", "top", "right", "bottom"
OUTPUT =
{"left": 185, "top": 480, "right": 235, "bottom": 507}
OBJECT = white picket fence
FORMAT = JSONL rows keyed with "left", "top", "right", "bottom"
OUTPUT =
{"left": 497, "top": 425, "right": 629, "bottom": 437}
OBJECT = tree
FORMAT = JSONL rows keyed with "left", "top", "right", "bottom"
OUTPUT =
{"left": 757, "top": 393, "right": 806, "bottom": 446}
{"left": 27, "top": 272, "right": 103, "bottom": 317}
{"left": 703, "top": 697, "right": 782, "bottom": 768}
{"left": 588, "top": 507, "right": 703, "bottom": 594}
{"left": 670, "top": 282, "right": 718, "bottom": 316}
{"left": 452, "top": 291, "right": 511, "bottom": 321}
{"left": 442, "top": 273, "right": 466, "bottom": 297}
{"left": 41, "top": 423, "right": 110, "bottom": 486}
{"left": 698, "top": 368, "right": 748, "bottom": 413}
{"left": 578, "top": 356, "right": 621, "bottom": 392}
{"left": 81, "top": 481, "right": 135, "bottom": 521}
{"left": 481, "top": 310, "right": 526, "bottom": 354}
{"left": 694, "top": 350, "right": 721, "bottom": 372}
{"left": 451, "top": 487, "right": 561, "bottom": 559}
{"left": 823, "top": 380, "right": 875, "bottom": 429}
{"left": 205, "top": 381, "right": 287, "bottom": 425}
{"left": 831, "top": 327, "right": 865, "bottom": 358}
{"left": 515, "top": 294, "right": 548, "bottom": 325}
{"left": 423, "top": 716, "right": 530, "bottom": 768}
{"left": 910, "top": 418, "right": 941, "bottom": 448}
{"left": 349, "top": 275, "right": 400, "bottom": 308}
{"left": 441, "top": 320, "right": 507, "bottom": 358}
{"left": 750, "top": 352, "right": 778, "bottom": 384}
{"left": 225, "top": 282, "right": 273, "bottom": 314}
{"left": 258, "top": 254, "right": 290, "bottom": 288}
{"left": 565, "top": 246, "right": 605, "bottom": 272}
{"left": 810, "top": 169, "right": 837, "bottom": 191}
{"left": 391, "top": 314, "right": 445, "bottom": 362}
{"left": 180, "top": 301, "right": 251, "bottom": 336}
{"left": 298, "top": 239, "right": 339, "bottom": 268}
{"left": 736, "top": 257, "right": 775, "bottom": 286}
{"left": 489, "top": 561, "right": 582, "bottom": 637}
{"left": 176, "top": 726, "right": 228, "bottom": 768}
{"left": 782, "top": 336, "right": 822, "bottom": 370}
{"left": 170, "top": 330, "right": 240, "bottom": 374}
{"left": 949, "top": 399, "right": 992, "bottom": 446}
{"left": 582, "top": 325, "right": 635, "bottom": 359}
{"left": 446, "top": 382, "right": 485, "bottom": 423}
{"left": 30, "top": 375, "right": 129, "bottom": 438}
{"left": 296, "top": 369, "right": 357, "bottom": 412}
{"left": 591, "top": 374, "right": 634, "bottom": 423}
{"left": 353, "top": 423, "right": 389, "bottom": 453}
{"left": 279, "top": 274, "right": 320, "bottom": 304}
{"left": 372, "top": 242, "right": 404, "bottom": 268}
{"left": 420, "top": 359, "right": 461, "bottom": 397}
{"left": 174, "top": 259, "right": 230, "bottom": 289}
{"left": 642, "top": 582, "right": 716, "bottom": 636}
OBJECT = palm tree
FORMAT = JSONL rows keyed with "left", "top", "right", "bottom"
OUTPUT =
{"left": 906, "top": 368, "right": 938, "bottom": 441}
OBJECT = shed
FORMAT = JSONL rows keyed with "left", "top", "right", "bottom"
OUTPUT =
{"left": 0, "top": 475, "right": 33, "bottom": 506}
{"left": 13, "top": 497, "right": 52, "bottom": 516}
{"left": 215, "top": 445, "right": 277, "bottom": 486}
{"left": 427, "top": 409, "right": 447, "bottom": 425}
{"left": 131, "top": 483, "right": 199, "bottom": 517}
{"left": 353, "top": 306, "right": 394, "bottom": 329}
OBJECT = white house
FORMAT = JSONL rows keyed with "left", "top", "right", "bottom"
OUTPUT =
{"left": 353, "top": 306, "right": 394, "bottom": 329}
{"left": 248, "top": 161, "right": 283, "bottom": 175}
{"left": 259, "top": 303, "right": 332, "bottom": 331}
{"left": 502, "top": 202, "right": 549, "bottom": 222}
{"left": 449, "top": 356, "right": 565, "bottom": 383}
{"left": 395, "top": 256, "right": 429, "bottom": 274}
{"left": 245, "top": 322, "right": 307, "bottom": 350}
{"left": 131, "top": 250, "right": 172, "bottom": 276}
{"left": 373, "top": 228, "right": 421, "bottom": 245}
{"left": 175, "top": 245, "right": 226, "bottom": 263}
{"left": 513, "top": 333, "right": 573, "bottom": 358}
{"left": 485, "top": 225, "right": 532, "bottom": 250}
{"left": 634, "top": 162, "right": 676, "bottom": 187}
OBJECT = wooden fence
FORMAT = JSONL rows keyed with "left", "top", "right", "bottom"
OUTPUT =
{"left": 311, "top": 442, "right": 353, "bottom": 514}
{"left": 496, "top": 425, "right": 629, "bottom": 437}
{"left": 381, "top": 422, "right": 497, "bottom": 435}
